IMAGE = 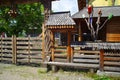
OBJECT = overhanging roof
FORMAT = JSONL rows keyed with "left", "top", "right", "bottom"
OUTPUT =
{"left": 72, "top": 6, "right": 120, "bottom": 19}
{"left": 46, "top": 11, "right": 76, "bottom": 26}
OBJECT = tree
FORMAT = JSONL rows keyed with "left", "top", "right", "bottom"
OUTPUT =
{"left": 82, "top": 5, "right": 113, "bottom": 41}
{"left": 0, "top": 2, "right": 44, "bottom": 37}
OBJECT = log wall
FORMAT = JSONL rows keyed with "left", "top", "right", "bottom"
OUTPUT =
{"left": 106, "top": 17, "right": 120, "bottom": 42}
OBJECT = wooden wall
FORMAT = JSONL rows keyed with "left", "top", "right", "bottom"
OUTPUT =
{"left": 106, "top": 17, "right": 120, "bottom": 42}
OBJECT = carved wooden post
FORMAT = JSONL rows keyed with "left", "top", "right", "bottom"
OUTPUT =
{"left": 100, "top": 49, "right": 104, "bottom": 71}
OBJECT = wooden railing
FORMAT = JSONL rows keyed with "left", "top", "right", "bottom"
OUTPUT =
{"left": 0, "top": 35, "right": 42, "bottom": 64}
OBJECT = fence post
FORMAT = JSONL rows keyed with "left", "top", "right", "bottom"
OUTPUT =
{"left": 12, "top": 35, "right": 17, "bottom": 64}
{"left": 0, "top": 35, "right": 3, "bottom": 61}
{"left": 28, "top": 35, "right": 31, "bottom": 64}
{"left": 99, "top": 49, "right": 104, "bottom": 71}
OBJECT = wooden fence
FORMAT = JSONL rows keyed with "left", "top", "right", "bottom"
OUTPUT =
{"left": 0, "top": 35, "right": 42, "bottom": 64}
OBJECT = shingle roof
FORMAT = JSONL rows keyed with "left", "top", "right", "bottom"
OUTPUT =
{"left": 72, "top": 6, "right": 120, "bottom": 19}
{"left": 46, "top": 11, "right": 76, "bottom": 26}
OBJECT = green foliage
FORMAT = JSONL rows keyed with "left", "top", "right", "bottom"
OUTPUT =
{"left": 0, "top": 2, "right": 44, "bottom": 37}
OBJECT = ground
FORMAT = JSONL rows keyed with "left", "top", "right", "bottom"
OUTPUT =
{"left": 0, "top": 63, "right": 93, "bottom": 80}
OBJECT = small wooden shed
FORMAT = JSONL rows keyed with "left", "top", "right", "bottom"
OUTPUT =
{"left": 72, "top": 6, "right": 120, "bottom": 42}
{"left": 46, "top": 11, "right": 76, "bottom": 62}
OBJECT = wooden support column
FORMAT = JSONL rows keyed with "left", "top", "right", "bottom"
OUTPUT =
{"left": 51, "top": 31, "right": 55, "bottom": 62}
{"left": 67, "top": 31, "right": 71, "bottom": 62}
{"left": 12, "top": 35, "right": 17, "bottom": 64}
{"left": 100, "top": 49, "right": 104, "bottom": 71}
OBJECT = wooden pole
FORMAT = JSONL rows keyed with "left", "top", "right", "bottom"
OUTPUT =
{"left": 51, "top": 31, "right": 55, "bottom": 62}
{"left": 100, "top": 49, "right": 104, "bottom": 71}
{"left": 67, "top": 31, "right": 71, "bottom": 62}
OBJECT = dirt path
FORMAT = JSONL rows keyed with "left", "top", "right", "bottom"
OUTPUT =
{"left": 0, "top": 63, "right": 93, "bottom": 80}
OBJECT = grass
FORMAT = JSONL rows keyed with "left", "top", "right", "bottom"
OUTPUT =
{"left": 82, "top": 72, "right": 120, "bottom": 80}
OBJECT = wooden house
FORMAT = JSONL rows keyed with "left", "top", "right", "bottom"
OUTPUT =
{"left": 72, "top": 6, "right": 120, "bottom": 42}
{"left": 44, "top": 0, "right": 120, "bottom": 73}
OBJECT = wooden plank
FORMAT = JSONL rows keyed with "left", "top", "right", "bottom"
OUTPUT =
{"left": 2, "top": 50, "right": 12, "bottom": 53}
{"left": 73, "top": 59, "right": 99, "bottom": 63}
{"left": 104, "top": 66, "right": 120, "bottom": 72}
{"left": 17, "top": 55, "right": 29, "bottom": 59}
{"left": 74, "top": 50, "right": 100, "bottom": 54}
{"left": 29, "top": 51, "right": 41, "bottom": 54}
{"left": 2, "top": 42, "right": 12, "bottom": 44}
{"left": 107, "top": 34, "right": 120, "bottom": 37}
{"left": 16, "top": 38, "right": 28, "bottom": 40}
{"left": 2, "top": 58, "right": 12, "bottom": 61}
{"left": 17, "top": 59, "right": 28, "bottom": 63}
{"left": 2, "top": 38, "right": 12, "bottom": 40}
{"left": 54, "top": 50, "right": 67, "bottom": 53}
{"left": 17, "top": 51, "right": 29, "bottom": 54}
{"left": 2, "top": 46, "right": 12, "bottom": 48}
{"left": 30, "top": 59, "right": 42, "bottom": 63}
{"left": 54, "top": 54, "right": 67, "bottom": 58}
{"left": 54, "top": 58, "right": 67, "bottom": 62}
{"left": 17, "top": 42, "right": 29, "bottom": 45}
{"left": 2, "top": 54, "right": 12, "bottom": 57}
{"left": 44, "top": 62, "right": 99, "bottom": 68}
{"left": 104, "top": 57, "right": 120, "bottom": 61}
{"left": 30, "top": 56, "right": 42, "bottom": 59}
{"left": 74, "top": 54, "right": 99, "bottom": 59}
{"left": 107, "top": 37, "right": 120, "bottom": 40}
{"left": 104, "top": 53, "right": 120, "bottom": 56}
{"left": 104, "top": 61, "right": 120, "bottom": 66}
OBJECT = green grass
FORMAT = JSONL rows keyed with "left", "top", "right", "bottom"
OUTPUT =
{"left": 83, "top": 72, "right": 120, "bottom": 80}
